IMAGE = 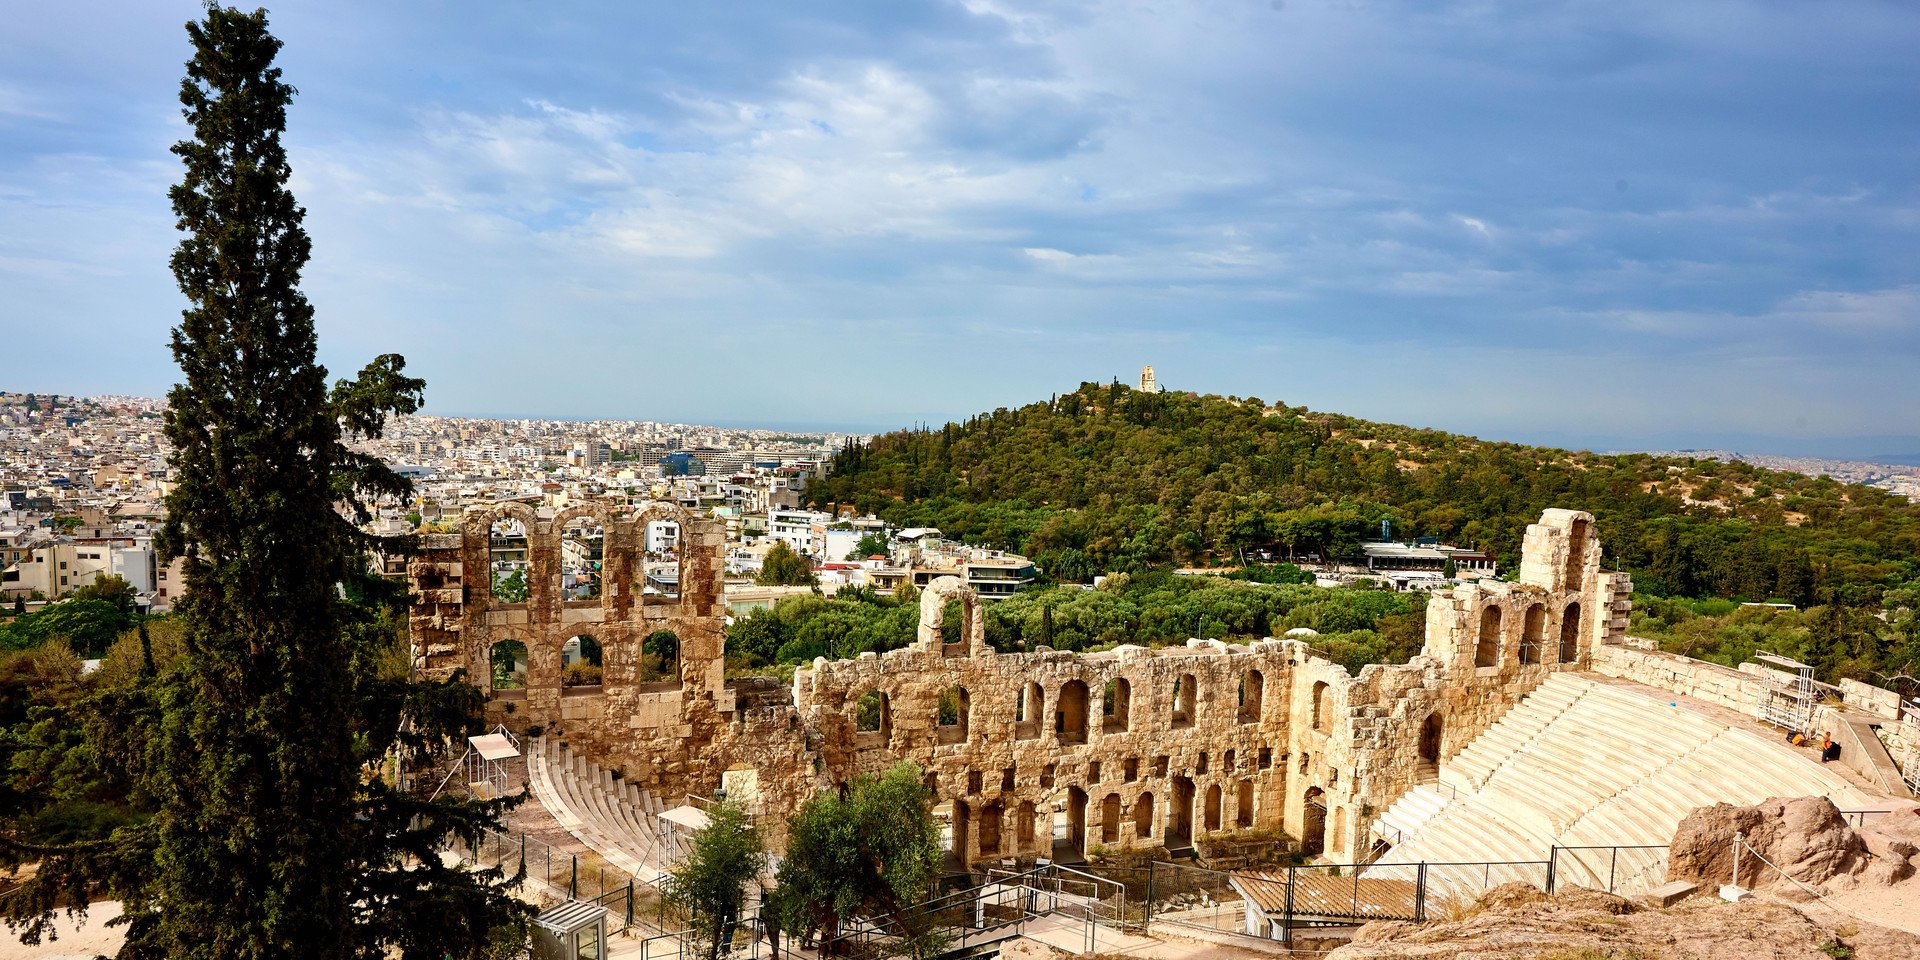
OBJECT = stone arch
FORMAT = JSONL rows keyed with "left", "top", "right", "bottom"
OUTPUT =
{"left": 1016, "top": 800, "right": 1037, "bottom": 849}
{"left": 562, "top": 634, "right": 602, "bottom": 690}
{"left": 978, "top": 799, "right": 1004, "bottom": 857}
{"left": 554, "top": 501, "right": 623, "bottom": 606}
{"left": 854, "top": 689, "right": 891, "bottom": 739}
{"left": 950, "top": 799, "right": 971, "bottom": 858}
{"left": 1238, "top": 669, "right": 1264, "bottom": 723}
{"left": 631, "top": 502, "right": 696, "bottom": 604}
{"left": 1101, "top": 793, "right": 1122, "bottom": 843}
{"left": 1475, "top": 605, "right": 1502, "bottom": 667}
{"left": 1418, "top": 712, "right": 1443, "bottom": 780}
{"left": 1520, "top": 603, "right": 1546, "bottom": 665}
{"left": 1016, "top": 682, "right": 1044, "bottom": 740}
{"left": 1302, "top": 786, "right": 1327, "bottom": 856}
{"left": 1236, "top": 780, "right": 1254, "bottom": 827}
{"left": 640, "top": 629, "right": 680, "bottom": 686}
{"left": 1056, "top": 679, "right": 1090, "bottom": 745}
{"left": 1134, "top": 792, "right": 1156, "bottom": 840}
{"left": 1172, "top": 673, "right": 1197, "bottom": 729}
{"left": 1560, "top": 601, "right": 1581, "bottom": 663}
{"left": 918, "top": 576, "right": 986, "bottom": 654}
{"left": 937, "top": 685, "right": 970, "bottom": 744}
{"left": 1311, "top": 680, "right": 1331, "bottom": 731}
{"left": 477, "top": 502, "right": 538, "bottom": 607}
{"left": 1204, "top": 783, "right": 1223, "bottom": 831}
{"left": 1564, "top": 517, "right": 1590, "bottom": 589}
{"left": 1102, "top": 677, "right": 1131, "bottom": 733}
{"left": 1168, "top": 776, "right": 1194, "bottom": 846}
{"left": 1061, "top": 786, "right": 1088, "bottom": 860}
{"left": 489, "top": 638, "right": 528, "bottom": 695}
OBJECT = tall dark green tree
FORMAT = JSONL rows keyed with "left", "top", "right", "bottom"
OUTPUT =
{"left": 1, "top": 8, "right": 526, "bottom": 959}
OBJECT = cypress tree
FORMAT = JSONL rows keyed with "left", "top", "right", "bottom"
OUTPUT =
{"left": 3, "top": 7, "right": 526, "bottom": 958}
{"left": 153, "top": 8, "right": 366, "bottom": 954}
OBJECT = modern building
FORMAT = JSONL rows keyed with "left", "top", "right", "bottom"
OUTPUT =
{"left": 1354, "top": 540, "right": 1497, "bottom": 578}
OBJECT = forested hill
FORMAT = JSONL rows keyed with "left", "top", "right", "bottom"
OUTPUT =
{"left": 809, "top": 381, "right": 1920, "bottom": 606}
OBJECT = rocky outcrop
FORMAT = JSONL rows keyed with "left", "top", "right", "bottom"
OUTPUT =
{"left": 1327, "top": 882, "right": 1920, "bottom": 960}
{"left": 1667, "top": 797, "right": 1870, "bottom": 891}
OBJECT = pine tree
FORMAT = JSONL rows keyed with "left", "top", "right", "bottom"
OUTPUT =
{"left": 1, "top": 8, "right": 526, "bottom": 958}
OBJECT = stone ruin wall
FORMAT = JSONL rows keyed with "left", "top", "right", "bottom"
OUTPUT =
{"left": 409, "top": 503, "right": 1629, "bottom": 865}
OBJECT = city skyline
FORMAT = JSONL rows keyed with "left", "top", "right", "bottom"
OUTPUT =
{"left": 4, "top": 1, "right": 1919, "bottom": 457}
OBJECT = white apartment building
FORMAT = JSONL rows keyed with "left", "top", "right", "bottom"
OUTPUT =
{"left": 767, "top": 508, "right": 830, "bottom": 556}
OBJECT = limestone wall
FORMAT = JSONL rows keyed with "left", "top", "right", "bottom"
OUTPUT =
{"left": 409, "top": 504, "right": 1626, "bottom": 868}
{"left": 1588, "top": 643, "right": 1771, "bottom": 715}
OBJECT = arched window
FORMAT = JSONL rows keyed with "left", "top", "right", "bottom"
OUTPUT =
{"left": 1310, "top": 680, "right": 1330, "bottom": 731}
{"left": 560, "top": 517, "right": 603, "bottom": 601}
{"left": 950, "top": 799, "right": 971, "bottom": 856}
{"left": 640, "top": 629, "right": 679, "bottom": 685}
{"left": 937, "top": 686, "right": 970, "bottom": 744}
{"left": 489, "top": 638, "right": 527, "bottom": 693}
{"left": 1016, "top": 801, "right": 1037, "bottom": 849}
{"left": 562, "top": 634, "right": 602, "bottom": 688}
{"left": 1204, "top": 783, "right": 1223, "bottom": 831}
{"left": 643, "top": 518, "right": 682, "bottom": 600}
{"left": 1518, "top": 603, "right": 1544, "bottom": 665}
{"left": 1236, "top": 781, "right": 1254, "bottom": 827}
{"left": 1419, "top": 712, "right": 1443, "bottom": 780}
{"left": 978, "top": 801, "right": 1004, "bottom": 856}
{"left": 1475, "top": 606, "right": 1502, "bottom": 668}
{"left": 489, "top": 517, "right": 529, "bottom": 604}
{"left": 1134, "top": 792, "right": 1156, "bottom": 839}
{"left": 1015, "top": 682, "right": 1044, "bottom": 740}
{"left": 1238, "top": 670, "right": 1264, "bottom": 724}
{"left": 1101, "top": 794, "right": 1121, "bottom": 843}
{"left": 1564, "top": 518, "right": 1590, "bottom": 588}
{"left": 855, "top": 690, "right": 891, "bottom": 738}
{"left": 1302, "top": 786, "right": 1326, "bottom": 856}
{"left": 1057, "top": 680, "right": 1089, "bottom": 745}
{"left": 1102, "top": 677, "right": 1131, "bottom": 733}
{"left": 1560, "top": 602, "right": 1582, "bottom": 663}
{"left": 1172, "top": 674, "right": 1197, "bottom": 729}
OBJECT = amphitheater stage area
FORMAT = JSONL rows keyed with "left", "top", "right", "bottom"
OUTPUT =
{"left": 1370, "top": 671, "right": 1914, "bottom": 895}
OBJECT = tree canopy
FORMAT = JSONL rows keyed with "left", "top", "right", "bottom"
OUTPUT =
{"left": 756, "top": 541, "right": 817, "bottom": 586}
{"left": 767, "top": 762, "right": 944, "bottom": 957}
{"left": 666, "top": 801, "right": 766, "bottom": 960}
{"left": 809, "top": 381, "right": 1920, "bottom": 687}
{"left": 811, "top": 383, "right": 1920, "bottom": 604}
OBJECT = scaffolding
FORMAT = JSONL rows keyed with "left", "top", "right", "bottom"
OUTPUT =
{"left": 429, "top": 725, "right": 521, "bottom": 801}
{"left": 1903, "top": 698, "right": 1920, "bottom": 795}
{"left": 1752, "top": 652, "right": 1817, "bottom": 736}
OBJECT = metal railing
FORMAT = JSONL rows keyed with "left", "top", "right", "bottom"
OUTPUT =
{"left": 1117, "top": 852, "right": 1633, "bottom": 944}
{"left": 1547, "top": 845, "right": 1669, "bottom": 895}
{"left": 818, "top": 864, "right": 1111, "bottom": 960}
{"left": 1838, "top": 807, "right": 1896, "bottom": 830}
{"left": 456, "top": 823, "right": 632, "bottom": 902}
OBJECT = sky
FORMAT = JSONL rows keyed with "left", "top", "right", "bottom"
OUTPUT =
{"left": 3, "top": 1, "right": 1918, "bottom": 457}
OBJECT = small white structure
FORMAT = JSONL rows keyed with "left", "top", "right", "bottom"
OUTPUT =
{"left": 534, "top": 899, "right": 608, "bottom": 960}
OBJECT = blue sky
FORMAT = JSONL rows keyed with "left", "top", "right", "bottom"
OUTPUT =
{"left": 4, "top": 1, "right": 1918, "bottom": 456}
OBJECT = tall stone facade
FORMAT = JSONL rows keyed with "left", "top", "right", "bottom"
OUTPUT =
{"left": 410, "top": 504, "right": 1627, "bottom": 864}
